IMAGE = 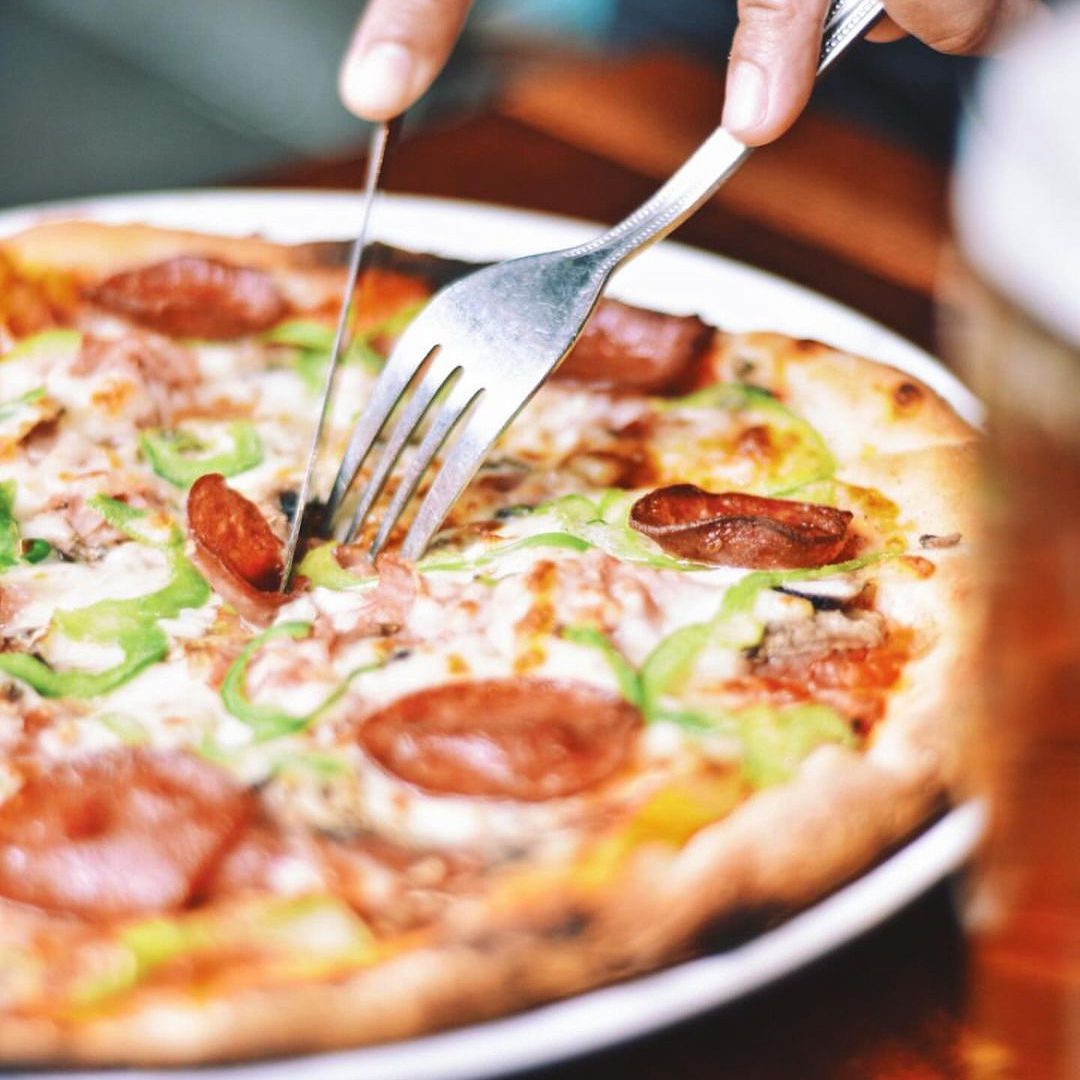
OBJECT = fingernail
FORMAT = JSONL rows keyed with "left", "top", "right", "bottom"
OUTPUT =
{"left": 722, "top": 61, "right": 768, "bottom": 135}
{"left": 341, "top": 41, "right": 413, "bottom": 118}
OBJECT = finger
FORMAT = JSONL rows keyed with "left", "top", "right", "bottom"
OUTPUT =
{"left": 882, "top": 0, "right": 1045, "bottom": 55}
{"left": 865, "top": 16, "right": 907, "bottom": 43}
{"left": 340, "top": 0, "right": 472, "bottom": 121}
{"left": 722, "top": 0, "right": 832, "bottom": 146}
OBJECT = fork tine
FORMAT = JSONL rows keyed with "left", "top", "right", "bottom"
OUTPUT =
{"left": 324, "top": 334, "right": 437, "bottom": 528}
{"left": 368, "top": 378, "right": 483, "bottom": 557}
{"left": 398, "top": 395, "right": 520, "bottom": 562}
{"left": 338, "top": 354, "right": 462, "bottom": 543}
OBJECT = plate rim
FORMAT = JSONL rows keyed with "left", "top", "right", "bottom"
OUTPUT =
{"left": 0, "top": 189, "right": 984, "bottom": 1080}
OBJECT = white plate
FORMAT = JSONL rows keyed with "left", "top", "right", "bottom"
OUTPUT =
{"left": 0, "top": 191, "right": 985, "bottom": 1080}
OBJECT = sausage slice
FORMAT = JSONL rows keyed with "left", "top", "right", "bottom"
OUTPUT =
{"left": 358, "top": 679, "right": 642, "bottom": 800}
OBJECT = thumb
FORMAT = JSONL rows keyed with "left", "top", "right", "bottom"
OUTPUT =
{"left": 722, "top": 0, "right": 831, "bottom": 146}
{"left": 340, "top": 0, "right": 472, "bottom": 121}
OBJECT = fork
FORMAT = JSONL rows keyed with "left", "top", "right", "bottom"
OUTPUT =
{"left": 323, "top": 0, "right": 884, "bottom": 562}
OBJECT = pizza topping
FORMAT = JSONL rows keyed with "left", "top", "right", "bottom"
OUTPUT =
{"left": 0, "top": 749, "right": 252, "bottom": 919}
{"left": 0, "top": 481, "right": 22, "bottom": 572}
{"left": 629, "top": 485, "right": 853, "bottom": 569}
{"left": 87, "top": 256, "right": 288, "bottom": 340}
{"left": 649, "top": 383, "right": 836, "bottom": 496}
{"left": 738, "top": 608, "right": 909, "bottom": 728}
{"left": 756, "top": 608, "right": 886, "bottom": 665}
{"left": 919, "top": 532, "right": 962, "bottom": 550}
{"left": 141, "top": 422, "right": 263, "bottom": 489}
{"left": 73, "top": 331, "right": 199, "bottom": 391}
{"left": 357, "top": 678, "right": 642, "bottom": 800}
{"left": 189, "top": 551, "right": 290, "bottom": 626}
{"left": 555, "top": 299, "right": 713, "bottom": 394}
{"left": 0, "top": 255, "right": 79, "bottom": 345}
{"left": 187, "top": 473, "right": 283, "bottom": 591}
{"left": 0, "top": 499, "right": 210, "bottom": 698}
{"left": 725, "top": 703, "right": 856, "bottom": 786}
{"left": 327, "top": 553, "right": 419, "bottom": 644}
{"left": 199, "top": 820, "right": 326, "bottom": 900}
{"left": 221, "top": 621, "right": 381, "bottom": 740}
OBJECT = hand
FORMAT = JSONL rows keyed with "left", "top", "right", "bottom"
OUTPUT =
{"left": 721, "top": 0, "right": 1045, "bottom": 146}
{"left": 339, "top": 0, "right": 473, "bottom": 121}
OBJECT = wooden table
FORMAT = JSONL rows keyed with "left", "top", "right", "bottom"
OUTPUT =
{"left": 251, "top": 52, "right": 1070, "bottom": 1079}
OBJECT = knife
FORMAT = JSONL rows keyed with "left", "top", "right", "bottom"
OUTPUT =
{"left": 281, "top": 117, "right": 401, "bottom": 589}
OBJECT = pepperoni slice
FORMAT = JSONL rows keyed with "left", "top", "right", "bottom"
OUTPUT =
{"left": 188, "top": 473, "right": 283, "bottom": 591}
{"left": 630, "top": 485, "right": 853, "bottom": 569}
{"left": 357, "top": 679, "right": 642, "bottom": 801}
{"left": 555, "top": 300, "right": 713, "bottom": 394}
{"left": 88, "top": 256, "right": 287, "bottom": 340}
{"left": 0, "top": 750, "right": 252, "bottom": 919}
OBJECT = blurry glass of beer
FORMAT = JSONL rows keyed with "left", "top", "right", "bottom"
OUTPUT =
{"left": 950, "top": 9, "right": 1080, "bottom": 1078}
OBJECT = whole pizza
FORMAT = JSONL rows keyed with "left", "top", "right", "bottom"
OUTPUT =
{"left": 0, "top": 218, "right": 979, "bottom": 1064}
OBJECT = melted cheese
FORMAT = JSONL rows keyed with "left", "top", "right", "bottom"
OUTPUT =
{"left": 0, "top": 314, "right": 894, "bottom": 861}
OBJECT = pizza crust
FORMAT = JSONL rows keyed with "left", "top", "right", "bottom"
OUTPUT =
{"left": 706, "top": 331, "right": 977, "bottom": 459}
{"left": 0, "top": 221, "right": 347, "bottom": 312}
{"left": 839, "top": 438, "right": 979, "bottom": 527}
{"left": 0, "top": 747, "right": 939, "bottom": 1065}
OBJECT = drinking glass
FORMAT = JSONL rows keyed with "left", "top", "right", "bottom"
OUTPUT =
{"left": 949, "top": 11, "right": 1080, "bottom": 1078}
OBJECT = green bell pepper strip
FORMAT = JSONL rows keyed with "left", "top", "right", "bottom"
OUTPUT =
{"left": 221, "top": 621, "right": 382, "bottom": 741}
{"left": 71, "top": 894, "right": 374, "bottom": 1010}
{"left": 638, "top": 552, "right": 893, "bottom": 721}
{"left": 261, "top": 320, "right": 337, "bottom": 351}
{"left": 295, "top": 543, "right": 375, "bottom": 591}
{"left": 299, "top": 489, "right": 706, "bottom": 587}
{"left": 0, "top": 328, "right": 81, "bottom": 364}
{"left": 419, "top": 531, "right": 592, "bottom": 573}
{"left": 0, "top": 481, "right": 19, "bottom": 571}
{"left": 90, "top": 494, "right": 183, "bottom": 546}
{"left": 657, "top": 700, "right": 855, "bottom": 786}
{"left": 544, "top": 490, "right": 707, "bottom": 571}
{"left": 22, "top": 538, "right": 51, "bottom": 563}
{"left": 560, "top": 625, "right": 644, "bottom": 708}
{"left": 0, "top": 386, "right": 45, "bottom": 423}
{"left": 657, "top": 382, "right": 836, "bottom": 498}
{"left": 727, "top": 702, "right": 856, "bottom": 787}
{"left": 0, "top": 481, "right": 53, "bottom": 573}
{"left": 297, "top": 530, "right": 593, "bottom": 590}
{"left": 139, "top": 421, "right": 263, "bottom": 488}
{"left": 0, "top": 500, "right": 209, "bottom": 698}
{"left": 561, "top": 626, "right": 855, "bottom": 785}
{"left": 265, "top": 300, "right": 428, "bottom": 390}
{"left": 638, "top": 623, "right": 714, "bottom": 726}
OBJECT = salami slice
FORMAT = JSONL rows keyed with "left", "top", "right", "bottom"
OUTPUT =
{"left": 0, "top": 750, "right": 252, "bottom": 919}
{"left": 555, "top": 300, "right": 712, "bottom": 394}
{"left": 88, "top": 256, "right": 287, "bottom": 339}
{"left": 188, "top": 473, "right": 284, "bottom": 591}
{"left": 630, "top": 484, "right": 853, "bottom": 568}
{"left": 357, "top": 679, "right": 642, "bottom": 800}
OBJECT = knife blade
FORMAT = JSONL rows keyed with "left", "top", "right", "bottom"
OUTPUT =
{"left": 281, "top": 117, "right": 401, "bottom": 589}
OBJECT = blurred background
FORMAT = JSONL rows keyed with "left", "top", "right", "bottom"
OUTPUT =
{"left": 0, "top": 0, "right": 987, "bottom": 209}
{"left": 0, "top": 3, "right": 1076, "bottom": 1077}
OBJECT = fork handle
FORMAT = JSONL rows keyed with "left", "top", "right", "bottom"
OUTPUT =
{"left": 572, "top": 0, "right": 885, "bottom": 273}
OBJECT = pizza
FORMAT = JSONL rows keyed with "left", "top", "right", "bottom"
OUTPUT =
{"left": 0, "top": 218, "right": 979, "bottom": 1064}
